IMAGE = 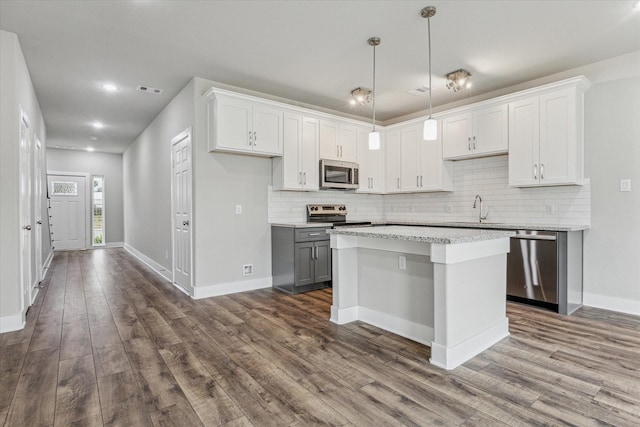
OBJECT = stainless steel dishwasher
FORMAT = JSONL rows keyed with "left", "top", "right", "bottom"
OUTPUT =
{"left": 507, "top": 230, "right": 583, "bottom": 314}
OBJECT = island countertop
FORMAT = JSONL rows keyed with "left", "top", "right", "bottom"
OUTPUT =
{"left": 327, "top": 225, "right": 514, "bottom": 245}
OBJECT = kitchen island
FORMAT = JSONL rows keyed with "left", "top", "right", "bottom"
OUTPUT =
{"left": 327, "top": 225, "right": 514, "bottom": 370}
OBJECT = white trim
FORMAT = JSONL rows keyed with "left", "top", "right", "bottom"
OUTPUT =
{"left": 104, "top": 241, "right": 124, "bottom": 248}
{"left": 430, "top": 317, "right": 510, "bottom": 370}
{"left": 124, "top": 243, "right": 172, "bottom": 282}
{"left": 0, "top": 313, "right": 25, "bottom": 334}
{"left": 583, "top": 293, "right": 640, "bottom": 316}
{"left": 330, "top": 305, "right": 359, "bottom": 324}
{"left": 43, "top": 249, "right": 54, "bottom": 270}
{"left": 192, "top": 277, "right": 272, "bottom": 299}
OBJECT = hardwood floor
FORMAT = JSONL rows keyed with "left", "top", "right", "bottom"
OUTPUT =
{"left": 2, "top": 248, "right": 639, "bottom": 426}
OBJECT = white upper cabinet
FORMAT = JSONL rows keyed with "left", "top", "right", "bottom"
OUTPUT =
{"left": 442, "top": 103, "right": 508, "bottom": 160}
{"left": 356, "top": 127, "right": 384, "bottom": 194}
{"left": 273, "top": 112, "right": 319, "bottom": 191}
{"left": 509, "top": 78, "right": 590, "bottom": 187}
{"left": 384, "top": 130, "right": 401, "bottom": 193}
{"left": 319, "top": 119, "right": 358, "bottom": 162}
{"left": 205, "top": 89, "right": 283, "bottom": 157}
{"left": 389, "top": 122, "right": 452, "bottom": 194}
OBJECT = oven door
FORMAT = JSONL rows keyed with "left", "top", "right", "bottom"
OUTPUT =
{"left": 320, "top": 159, "right": 359, "bottom": 189}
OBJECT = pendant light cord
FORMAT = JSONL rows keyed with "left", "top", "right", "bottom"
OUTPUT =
{"left": 372, "top": 43, "right": 376, "bottom": 132}
{"left": 428, "top": 16, "right": 433, "bottom": 120}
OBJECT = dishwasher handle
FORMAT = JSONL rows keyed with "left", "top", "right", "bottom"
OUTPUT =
{"left": 511, "top": 234, "right": 557, "bottom": 241}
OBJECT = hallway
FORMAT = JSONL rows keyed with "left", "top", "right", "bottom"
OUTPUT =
{"left": 1, "top": 249, "right": 639, "bottom": 426}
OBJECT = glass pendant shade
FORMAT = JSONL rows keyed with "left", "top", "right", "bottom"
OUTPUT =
{"left": 423, "top": 118, "right": 437, "bottom": 141}
{"left": 368, "top": 131, "right": 381, "bottom": 150}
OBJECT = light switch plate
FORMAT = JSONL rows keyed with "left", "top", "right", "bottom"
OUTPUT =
{"left": 620, "top": 179, "right": 631, "bottom": 192}
{"left": 399, "top": 256, "right": 406, "bottom": 270}
{"left": 235, "top": 205, "right": 242, "bottom": 214}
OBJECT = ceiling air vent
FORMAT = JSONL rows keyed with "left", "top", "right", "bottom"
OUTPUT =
{"left": 407, "top": 85, "right": 430, "bottom": 96}
{"left": 137, "top": 85, "right": 164, "bottom": 95}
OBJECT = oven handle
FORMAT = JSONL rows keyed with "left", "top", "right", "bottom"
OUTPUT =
{"left": 511, "top": 234, "right": 556, "bottom": 241}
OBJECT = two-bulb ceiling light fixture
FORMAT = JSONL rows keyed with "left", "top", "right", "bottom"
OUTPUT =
{"left": 446, "top": 69, "right": 472, "bottom": 92}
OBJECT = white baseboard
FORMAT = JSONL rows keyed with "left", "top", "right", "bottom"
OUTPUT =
{"left": 43, "top": 249, "right": 54, "bottom": 270}
{"left": 330, "top": 305, "right": 434, "bottom": 346}
{"left": 193, "top": 277, "right": 272, "bottom": 299}
{"left": 0, "top": 312, "right": 25, "bottom": 334}
{"left": 105, "top": 241, "right": 124, "bottom": 248}
{"left": 583, "top": 292, "right": 640, "bottom": 316}
{"left": 430, "top": 317, "right": 510, "bottom": 370}
{"left": 124, "top": 243, "right": 172, "bottom": 282}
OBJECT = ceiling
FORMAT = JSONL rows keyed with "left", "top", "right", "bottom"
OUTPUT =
{"left": 2, "top": 1, "right": 639, "bottom": 154}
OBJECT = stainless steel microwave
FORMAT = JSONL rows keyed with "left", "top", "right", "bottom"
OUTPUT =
{"left": 319, "top": 159, "right": 359, "bottom": 190}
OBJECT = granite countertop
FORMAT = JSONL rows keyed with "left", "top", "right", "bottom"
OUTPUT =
{"left": 373, "top": 220, "right": 589, "bottom": 232}
{"left": 327, "top": 225, "right": 515, "bottom": 245}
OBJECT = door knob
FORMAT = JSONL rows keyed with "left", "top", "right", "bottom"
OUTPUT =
{"left": 23, "top": 225, "right": 32, "bottom": 231}
{"left": 37, "top": 220, "right": 42, "bottom": 225}
{"left": 183, "top": 220, "right": 190, "bottom": 226}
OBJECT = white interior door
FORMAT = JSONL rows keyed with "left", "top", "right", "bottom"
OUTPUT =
{"left": 172, "top": 129, "right": 192, "bottom": 290}
{"left": 19, "top": 109, "right": 33, "bottom": 310}
{"left": 47, "top": 174, "right": 87, "bottom": 250}
{"left": 34, "top": 135, "right": 43, "bottom": 285}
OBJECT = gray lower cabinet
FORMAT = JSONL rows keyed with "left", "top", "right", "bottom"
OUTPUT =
{"left": 272, "top": 226, "right": 331, "bottom": 294}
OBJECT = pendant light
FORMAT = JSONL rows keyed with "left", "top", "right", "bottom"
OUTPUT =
{"left": 421, "top": 6, "right": 437, "bottom": 141}
{"left": 368, "top": 37, "right": 381, "bottom": 150}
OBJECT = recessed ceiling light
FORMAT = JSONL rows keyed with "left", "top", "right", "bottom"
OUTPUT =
{"left": 102, "top": 83, "right": 118, "bottom": 92}
{"left": 90, "top": 136, "right": 98, "bottom": 141}
{"left": 86, "top": 147, "right": 95, "bottom": 152}
{"left": 92, "top": 121, "right": 104, "bottom": 129}
{"left": 634, "top": 0, "right": 640, "bottom": 10}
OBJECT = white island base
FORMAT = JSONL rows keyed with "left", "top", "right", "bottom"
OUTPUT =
{"left": 328, "top": 226, "right": 512, "bottom": 370}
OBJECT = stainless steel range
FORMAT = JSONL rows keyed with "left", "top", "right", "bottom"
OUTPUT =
{"left": 306, "top": 204, "right": 372, "bottom": 227}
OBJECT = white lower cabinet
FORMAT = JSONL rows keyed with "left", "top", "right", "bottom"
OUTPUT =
{"left": 357, "top": 127, "right": 384, "bottom": 193}
{"left": 509, "top": 81, "right": 588, "bottom": 187}
{"left": 273, "top": 112, "right": 319, "bottom": 191}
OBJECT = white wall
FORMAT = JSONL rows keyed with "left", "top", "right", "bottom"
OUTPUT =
{"left": 192, "top": 77, "right": 273, "bottom": 294}
{"left": 0, "top": 30, "right": 50, "bottom": 331}
{"left": 583, "top": 76, "right": 640, "bottom": 314}
{"left": 46, "top": 148, "right": 124, "bottom": 244}
{"left": 123, "top": 80, "right": 195, "bottom": 274}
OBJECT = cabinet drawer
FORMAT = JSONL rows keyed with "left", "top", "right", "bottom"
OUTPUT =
{"left": 295, "top": 227, "right": 330, "bottom": 242}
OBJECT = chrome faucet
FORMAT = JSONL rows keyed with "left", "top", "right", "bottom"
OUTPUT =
{"left": 473, "top": 195, "right": 488, "bottom": 223}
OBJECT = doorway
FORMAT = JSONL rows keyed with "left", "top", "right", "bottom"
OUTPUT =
{"left": 34, "top": 135, "right": 43, "bottom": 286}
{"left": 19, "top": 108, "right": 32, "bottom": 310}
{"left": 171, "top": 128, "right": 193, "bottom": 292}
{"left": 47, "top": 173, "right": 89, "bottom": 250}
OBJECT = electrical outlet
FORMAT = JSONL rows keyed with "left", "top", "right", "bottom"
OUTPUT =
{"left": 545, "top": 204, "right": 555, "bottom": 215}
{"left": 242, "top": 264, "right": 253, "bottom": 276}
{"left": 235, "top": 205, "right": 242, "bottom": 215}
{"left": 398, "top": 256, "right": 406, "bottom": 270}
{"left": 620, "top": 179, "right": 631, "bottom": 192}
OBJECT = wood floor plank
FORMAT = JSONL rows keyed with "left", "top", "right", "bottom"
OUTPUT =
{"left": 97, "top": 370, "right": 152, "bottom": 426}
{"left": 4, "top": 347, "right": 59, "bottom": 427}
{"left": 0, "top": 342, "right": 29, "bottom": 417}
{"left": 60, "top": 315, "right": 92, "bottom": 360}
{"left": 55, "top": 354, "right": 103, "bottom": 426}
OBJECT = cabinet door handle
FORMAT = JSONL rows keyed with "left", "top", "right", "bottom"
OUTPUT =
{"left": 248, "top": 130, "right": 252, "bottom": 146}
{"left": 420, "top": 176, "right": 423, "bottom": 187}
{"left": 308, "top": 233, "right": 321, "bottom": 236}
{"left": 540, "top": 163, "right": 544, "bottom": 180}
{"left": 473, "top": 136, "right": 477, "bottom": 149}
{"left": 468, "top": 137, "right": 471, "bottom": 150}
{"left": 253, "top": 131, "right": 257, "bottom": 145}
{"left": 533, "top": 164, "right": 538, "bottom": 180}
{"left": 397, "top": 177, "right": 400, "bottom": 189}
{"left": 313, "top": 246, "right": 317, "bottom": 260}
{"left": 303, "top": 172, "right": 306, "bottom": 185}
{"left": 299, "top": 172, "right": 302, "bottom": 184}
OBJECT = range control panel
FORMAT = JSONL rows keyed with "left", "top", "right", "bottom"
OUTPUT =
{"left": 307, "top": 204, "right": 347, "bottom": 216}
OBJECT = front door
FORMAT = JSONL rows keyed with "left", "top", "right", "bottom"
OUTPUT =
{"left": 47, "top": 174, "right": 87, "bottom": 250}
{"left": 171, "top": 129, "right": 192, "bottom": 291}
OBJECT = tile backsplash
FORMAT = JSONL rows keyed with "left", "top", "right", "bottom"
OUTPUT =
{"left": 268, "top": 155, "right": 590, "bottom": 227}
